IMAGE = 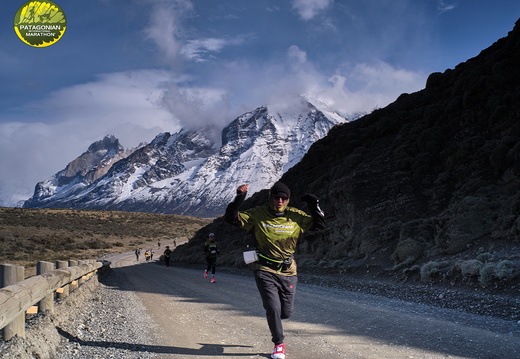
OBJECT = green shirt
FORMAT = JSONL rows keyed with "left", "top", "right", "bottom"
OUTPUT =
{"left": 204, "top": 240, "right": 218, "bottom": 258}
{"left": 237, "top": 205, "right": 314, "bottom": 276}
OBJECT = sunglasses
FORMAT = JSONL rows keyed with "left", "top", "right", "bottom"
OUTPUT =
{"left": 272, "top": 196, "right": 288, "bottom": 201}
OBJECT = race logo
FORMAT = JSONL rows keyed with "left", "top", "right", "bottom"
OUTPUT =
{"left": 14, "top": 1, "right": 67, "bottom": 47}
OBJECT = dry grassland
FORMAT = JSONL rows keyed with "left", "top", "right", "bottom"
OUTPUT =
{"left": 0, "top": 207, "right": 212, "bottom": 277}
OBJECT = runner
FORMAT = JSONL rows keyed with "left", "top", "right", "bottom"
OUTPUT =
{"left": 224, "top": 181, "right": 325, "bottom": 359}
{"left": 203, "top": 233, "right": 219, "bottom": 283}
{"left": 163, "top": 246, "right": 172, "bottom": 267}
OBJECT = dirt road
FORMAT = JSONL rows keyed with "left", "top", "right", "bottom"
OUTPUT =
{"left": 106, "top": 252, "right": 519, "bottom": 359}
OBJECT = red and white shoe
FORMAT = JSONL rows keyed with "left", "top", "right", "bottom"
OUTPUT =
{"left": 271, "top": 343, "right": 285, "bottom": 359}
{"left": 211, "top": 277, "right": 216, "bottom": 283}
{"left": 204, "top": 270, "right": 208, "bottom": 278}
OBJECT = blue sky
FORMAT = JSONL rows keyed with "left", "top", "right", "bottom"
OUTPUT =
{"left": 1, "top": 0, "right": 519, "bottom": 206}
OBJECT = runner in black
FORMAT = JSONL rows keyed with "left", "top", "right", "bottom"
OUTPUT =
{"left": 203, "top": 233, "right": 219, "bottom": 282}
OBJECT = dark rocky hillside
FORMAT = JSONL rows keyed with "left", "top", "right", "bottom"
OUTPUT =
{"left": 172, "top": 20, "right": 520, "bottom": 301}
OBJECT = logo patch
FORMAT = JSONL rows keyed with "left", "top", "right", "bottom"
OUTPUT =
{"left": 14, "top": 1, "right": 67, "bottom": 47}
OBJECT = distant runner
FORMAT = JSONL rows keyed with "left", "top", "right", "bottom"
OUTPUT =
{"left": 163, "top": 246, "right": 172, "bottom": 267}
{"left": 203, "top": 233, "right": 219, "bottom": 283}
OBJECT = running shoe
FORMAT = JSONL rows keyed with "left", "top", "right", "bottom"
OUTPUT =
{"left": 211, "top": 277, "right": 216, "bottom": 283}
{"left": 204, "top": 270, "right": 208, "bottom": 278}
{"left": 271, "top": 343, "right": 285, "bottom": 359}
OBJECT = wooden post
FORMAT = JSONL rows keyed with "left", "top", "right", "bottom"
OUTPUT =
{"left": 78, "top": 260, "right": 87, "bottom": 285}
{"left": 55, "top": 260, "right": 69, "bottom": 299}
{"left": 0, "top": 261, "right": 103, "bottom": 334}
{"left": 0, "top": 264, "right": 25, "bottom": 340}
{"left": 69, "top": 260, "right": 79, "bottom": 291}
{"left": 36, "top": 261, "right": 55, "bottom": 313}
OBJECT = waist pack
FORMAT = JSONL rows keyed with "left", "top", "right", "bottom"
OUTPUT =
{"left": 256, "top": 252, "right": 293, "bottom": 271}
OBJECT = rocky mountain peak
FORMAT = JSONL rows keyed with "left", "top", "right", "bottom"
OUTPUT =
{"left": 87, "top": 134, "right": 123, "bottom": 154}
{"left": 23, "top": 103, "right": 344, "bottom": 215}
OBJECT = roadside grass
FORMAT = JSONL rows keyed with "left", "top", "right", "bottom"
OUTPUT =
{"left": 0, "top": 207, "right": 212, "bottom": 277}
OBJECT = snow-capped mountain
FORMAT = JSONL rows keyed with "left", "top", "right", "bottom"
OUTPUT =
{"left": 24, "top": 135, "right": 132, "bottom": 207}
{"left": 24, "top": 101, "right": 346, "bottom": 217}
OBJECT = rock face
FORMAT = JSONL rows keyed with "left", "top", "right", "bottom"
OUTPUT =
{"left": 292, "top": 19, "right": 520, "bottom": 274}
{"left": 174, "top": 19, "right": 520, "bottom": 291}
{"left": 24, "top": 102, "right": 344, "bottom": 217}
{"left": 24, "top": 135, "right": 131, "bottom": 207}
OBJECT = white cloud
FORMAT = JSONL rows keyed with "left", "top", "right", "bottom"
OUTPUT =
{"left": 308, "top": 61, "right": 427, "bottom": 115}
{"left": 438, "top": 0, "right": 457, "bottom": 14}
{"left": 291, "top": 0, "right": 332, "bottom": 20}
{"left": 144, "top": 0, "right": 253, "bottom": 64}
{"left": 181, "top": 35, "right": 252, "bottom": 62}
{"left": 195, "top": 45, "right": 427, "bottom": 121}
{"left": 19, "top": 70, "right": 179, "bottom": 145}
{"left": 287, "top": 45, "right": 307, "bottom": 63}
{"left": 159, "top": 84, "right": 231, "bottom": 132}
{"left": 181, "top": 38, "right": 229, "bottom": 62}
{"left": 143, "top": 0, "right": 194, "bottom": 63}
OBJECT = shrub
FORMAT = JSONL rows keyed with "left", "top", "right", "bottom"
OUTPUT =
{"left": 391, "top": 239, "right": 424, "bottom": 264}
{"left": 476, "top": 253, "right": 494, "bottom": 263}
{"left": 420, "top": 261, "right": 449, "bottom": 282}
{"left": 479, "top": 263, "right": 496, "bottom": 287}
{"left": 403, "top": 264, "right": 421, "bottom": 278}
{"left": 459, "top": 259, "right": 483, "bottom": 277}
{"left": 85, "top": 238, "right": 111, "bottom": 249}
{"left": 318, "top": 259, "right": 328, "bottom": 268}
{"left": 478, "top": 260, "right": 515, "bottom": 287}
{"left": 330, "top": 259, "right": 346, "bottom": 268}
{"left": 494, "top": 260, "right": 515, "bottom": 280}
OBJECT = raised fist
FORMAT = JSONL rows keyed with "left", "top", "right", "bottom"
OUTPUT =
{"left": 237, "top": 184, "right": 249, "bottom": 194}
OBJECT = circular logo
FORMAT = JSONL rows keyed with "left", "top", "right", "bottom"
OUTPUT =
{"left": 14, "top": 1, "right": 67, "bottom": 47}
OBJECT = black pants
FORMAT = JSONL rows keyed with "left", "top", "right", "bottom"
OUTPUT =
{"left": 164, "top": 256, "right": 170, "bottom": 267}
{"left": 254, "top": 270, "right": 297, "bottom": 345}
{"left": 206, "top": 257, "right": 217, "bottom": 274}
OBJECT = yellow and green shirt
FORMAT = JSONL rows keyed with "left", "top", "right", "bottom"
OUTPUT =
{"left": 237, "top": 206, "right": 314, "bottom": 276}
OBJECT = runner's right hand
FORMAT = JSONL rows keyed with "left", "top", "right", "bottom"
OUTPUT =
{"left": 237, "top": 184, "right": 249, "bottom": 194}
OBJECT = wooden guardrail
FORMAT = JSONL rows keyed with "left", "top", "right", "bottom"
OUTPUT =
{"left": 0, "top": 259, "right": 110, "bottom": 341}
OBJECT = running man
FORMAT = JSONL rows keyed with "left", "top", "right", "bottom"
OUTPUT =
{"left": 203, "top": 233, "right": 219, "bottom": 283}
{"left": 224, "top": 181, "right": 325, "bottom": 359}
{"left": 163, "top": 246, "right": 172, "bottom": 267}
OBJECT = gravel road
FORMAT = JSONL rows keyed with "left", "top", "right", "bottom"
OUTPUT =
{"left": 55, "top": 251, "right": 520, "bottom": 359}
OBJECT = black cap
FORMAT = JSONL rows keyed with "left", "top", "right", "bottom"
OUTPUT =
{"left": 270, "top": 181, "right": 290, "bottom": 199}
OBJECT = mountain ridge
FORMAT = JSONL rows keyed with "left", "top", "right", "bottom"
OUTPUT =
{"left": 24, "top": 101, "right": 346, "bottom": 216}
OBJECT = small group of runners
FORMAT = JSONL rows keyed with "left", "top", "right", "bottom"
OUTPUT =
{"left": 134, "top": 247, "right": 154, "bottom": 262}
